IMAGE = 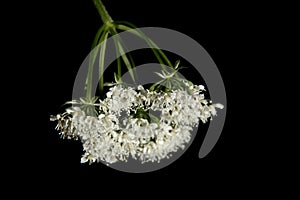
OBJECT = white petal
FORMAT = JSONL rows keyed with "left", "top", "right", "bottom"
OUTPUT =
{"left": 106, "top": 91, "right": 112, "bottom": 98}
{"left": 209, "top": 105, "right": 217, "bottom": 116}
{"left": 80, "top": 156, "right": 88, "bottom": 163}
{"left": 214, "top": 103, "right": 224, "bottom": 109}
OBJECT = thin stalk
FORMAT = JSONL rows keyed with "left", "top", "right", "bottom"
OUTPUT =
{"left": 117, "top": 24, "right": 179, "bottom": 78}
{"left": 116, "top": 24, "right": 169, "bottom": 72}
{"left": 86, "top": 0, "right": 113, "bottom": 100}
{"left": 110, "top": 27, "right": 136, "bottom": 82}
{"left": 99, "top": 32, "right": 109, "bottom": 94}
{"left": 86, "top": 25, "right": 106, "bottom": 100}
{"left": 115, "top": 23, "right": 173, "bottom": 68}
{"left": 115, "top": 43, "right": 122, "bottom": 81}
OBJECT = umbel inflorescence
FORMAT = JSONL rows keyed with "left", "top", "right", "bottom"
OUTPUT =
{"left": 50, "top": 0, "right": 224, "bottom": 165}
{"left": 51, "top": 83, "right": 223, "bottom": 164}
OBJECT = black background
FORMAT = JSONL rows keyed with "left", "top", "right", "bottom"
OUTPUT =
{"left": 6, "top": 0, "right": 277, "bottom": 195}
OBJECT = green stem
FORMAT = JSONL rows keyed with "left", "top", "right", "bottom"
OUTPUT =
{"left": 116, "top": 24, "right": 173, "bottom": 70}
{"left": 99, "top": 32, "right": 109, "bottom": 95}
{"left": 110, "top": 27, "right": 136, "bottom": 82}
{"left": 92, "top": 0, "right": 113, "bottom": 25}
{"left": 86, "top": 25, "right": 105, "bottom": 100}
{"left": 115, "top": 41, "right": 122, "bottom": 80}
{"left": 86, "top": 0, "right": 113, "bottom": 100}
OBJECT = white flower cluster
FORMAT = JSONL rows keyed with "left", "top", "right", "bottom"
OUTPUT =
{"left": 51, "top": 84, "right": 223, "bottom": 164}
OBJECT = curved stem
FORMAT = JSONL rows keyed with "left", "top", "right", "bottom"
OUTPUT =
{"left": 86, "top": 0, "right": 113, "bottom": 100}
{"left": 116, "top": 24, "right": 173, "bottom": 69}
{"left": 86, "top": 25, "right": 106, "bottom": 100}
{"left": 99, "top": 32, "right": 109, "bottom": 95}
{"left": 110, "top": 27, "right": 136, "bottom": 82}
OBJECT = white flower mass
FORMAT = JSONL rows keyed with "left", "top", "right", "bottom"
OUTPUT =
{"left": 51, "top": 84, "right": 223, "bottom": 164}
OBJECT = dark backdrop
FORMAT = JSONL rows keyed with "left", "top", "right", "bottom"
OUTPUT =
{"left": 9, "top": 0, "right": 269, "bottom": 196}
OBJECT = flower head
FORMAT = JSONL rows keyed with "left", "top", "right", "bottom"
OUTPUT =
{"left": 51, "top": 84, "right": 223, "bottom": 164}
